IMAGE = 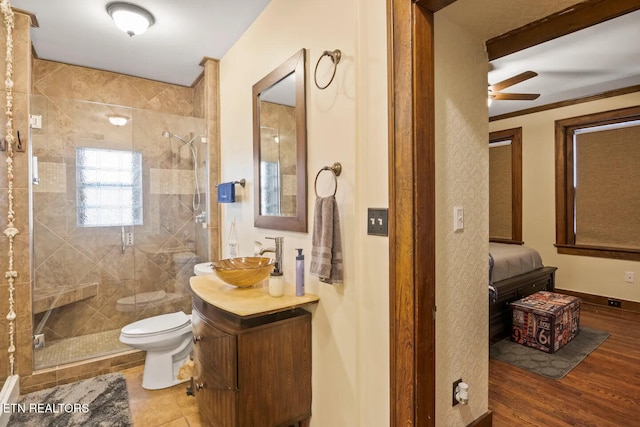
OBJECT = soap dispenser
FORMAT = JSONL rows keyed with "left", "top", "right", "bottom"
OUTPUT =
{"left": 268, "top": 271, "right": 284, "bottom": 297}
{"left": 295, "top": 248, "right": 305, "bottom": 296}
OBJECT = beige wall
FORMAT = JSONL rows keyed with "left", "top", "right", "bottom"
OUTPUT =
{"left": 435, "top": 14, "right": 490, "bottom": 425}
{"left": 218, "top": 0, "right": 389, "bottom": 425}
{"left": 490, "top": 92, "right": 640, "bottom": 303}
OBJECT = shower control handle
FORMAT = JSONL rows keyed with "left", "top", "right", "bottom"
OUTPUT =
{"left": 120, "top": 226, "right": 125, "bottom": 254}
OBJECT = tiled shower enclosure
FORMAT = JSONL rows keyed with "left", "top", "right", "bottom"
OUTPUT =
{"left": 30, "top": 95, "right": 208, "bottom": 369}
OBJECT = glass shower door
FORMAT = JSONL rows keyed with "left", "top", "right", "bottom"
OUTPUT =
{"left": 31, "top": 95, "right": 137, "bottom": 369}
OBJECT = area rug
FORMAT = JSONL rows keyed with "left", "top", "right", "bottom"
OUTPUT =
{"left": 8, "top": 372, "right": 133, "bottom": 427}
{"left": 490, "top": 326, "right": 610, "bottom": 379}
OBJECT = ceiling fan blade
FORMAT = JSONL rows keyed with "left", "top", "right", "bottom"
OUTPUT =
{"left": 490, "top": 71, "right": 538, "bottom": 92}
{"left": 491, "top": 92, "right": 540, "bottom": 101}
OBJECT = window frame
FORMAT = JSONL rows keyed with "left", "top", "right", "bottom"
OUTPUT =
{"left": 555, "top": 105, "right": 640, "bottom": 261}
{"left": 489, "top": 127, "right": 523, "bottom": 245}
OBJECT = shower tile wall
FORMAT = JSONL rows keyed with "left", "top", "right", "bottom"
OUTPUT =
{"left": 260, "top": 101, "right": 297, "bottom": 215}
{"left": 30, "top": 60, "right": 207, "bottom": 360}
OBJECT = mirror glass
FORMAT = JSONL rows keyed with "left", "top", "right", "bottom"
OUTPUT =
{"left": 253, "top": 49, "right": 307, "bottom": 232}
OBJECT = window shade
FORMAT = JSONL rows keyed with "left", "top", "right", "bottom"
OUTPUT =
{"left": 489, "top": 143, "right": 512, "bottom": 239}
{"left": 574, "top": 125, "right": 640, "bottom": 248}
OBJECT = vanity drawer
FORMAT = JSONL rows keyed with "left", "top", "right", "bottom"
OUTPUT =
{"left": 192, "top": 309, "right": 237, "bottom": 391}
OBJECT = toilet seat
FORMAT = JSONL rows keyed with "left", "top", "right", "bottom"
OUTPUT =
{"left": 121, "top": 311, "right": 190, "bottom": 338}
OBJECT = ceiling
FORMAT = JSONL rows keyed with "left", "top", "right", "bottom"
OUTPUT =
{"left": 11, "top": 0, "right": 640, "bottom": 117}
{"left": 12, "top": 0, "right": 271, "bottom": 87}
{"left": 440, "top": 0, "right": 640, "bottom": 118}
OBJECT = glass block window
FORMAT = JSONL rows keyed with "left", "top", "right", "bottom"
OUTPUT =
{"left": 260, "top": 161, "right": 280, "bottom": 215}
{"left": 76, "top": 148, "right": 143, "bottom": 227}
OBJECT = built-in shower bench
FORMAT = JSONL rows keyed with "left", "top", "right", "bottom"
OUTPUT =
{"left": 33, "top": 283, "right": 98, "bottom": 314}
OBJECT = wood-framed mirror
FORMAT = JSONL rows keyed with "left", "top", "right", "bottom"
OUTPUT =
{"left": 489, "top": 127, "right": 522, "bottom": 244}
{"left": 253, "top": 49, "right": 307, "bottom": 232}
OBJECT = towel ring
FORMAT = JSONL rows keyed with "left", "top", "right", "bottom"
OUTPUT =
{"left": 314, "top": 162, "right": 342, "bottom": 197}
{"left": 314, "top": 49, "right": 342, "bottom": 90}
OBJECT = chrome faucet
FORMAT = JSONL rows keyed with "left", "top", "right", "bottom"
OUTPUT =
{"left": 258, "top": 236, "right": 283, "bottom": 275}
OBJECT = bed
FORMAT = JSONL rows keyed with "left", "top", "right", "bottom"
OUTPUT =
{"left": 488, "top": 242, "right": 557, "bottom": 342}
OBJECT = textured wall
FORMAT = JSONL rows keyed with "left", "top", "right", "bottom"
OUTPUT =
{"left": 435, "top": 14, "right": 490, "bottom": 426}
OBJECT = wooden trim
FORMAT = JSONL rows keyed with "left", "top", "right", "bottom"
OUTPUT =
{"left": 489, "top": 128, "right": 522, "bottom": 243}
{"left": 416, "top": 0, "right": 458, "bottom": 12}
{"left": 555, "top": 244, "right": 640, "bottom": 261}
{"left": 12, "top": 8, "right": 39, "bottom": 27}
{"left": 555, "top": 105, "right": 640, "bottom": 260}
{"left": 486, "top": 0, "right": 640, "bottom": 61}
{"left": 413, "top": 4, "right": 436, "bottom": 427}
{"left": 388, "top": 0, "right": 437, "bottom": 425}
{"left": 489, "top": 85, "right": 640, "bottom": 122}
{"left": 556, "top": 289, "right": 640, "bottom": 314}
{"left": 467, "top": 411, "right": 493, "bottom": 427}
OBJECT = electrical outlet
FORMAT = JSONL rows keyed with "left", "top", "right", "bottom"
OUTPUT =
{"left": 624, "top": 271, "right": 635, "bottom": 283}
{"left": 607, "top": 298, "right": 621, "bottom": 308}
{"left": 367, "top": 208, "right": 389, "bottom": 236}
{"left": 452, "top": 378, "right": 463, "bottom": 406}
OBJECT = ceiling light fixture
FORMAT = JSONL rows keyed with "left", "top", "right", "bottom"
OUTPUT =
{"left": 107, "top": 115, "right": 129, "bottom": 126}
{"left": 107, "top": 2, "right": 155, "bottom": 37}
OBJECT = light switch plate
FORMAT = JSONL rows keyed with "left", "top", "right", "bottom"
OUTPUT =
{"left": 367, "top": 208, "right": 388, "bottom": 236}
{"left": 453, "top": 206, "right": 464, "bottom": 232}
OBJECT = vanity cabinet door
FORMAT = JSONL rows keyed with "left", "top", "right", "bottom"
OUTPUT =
{"left": 237, "top": 313, "right": 312, "bottom": 427}
{"left": 192, "top": 370, "right": 237, "bottom": 427}
{"left": 192, "top": 308, "right": 237, "bottom": 389}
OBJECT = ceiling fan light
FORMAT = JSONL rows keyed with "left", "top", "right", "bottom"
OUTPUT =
{"left": 107, "top": 2, "right": 155, "bottom": 37}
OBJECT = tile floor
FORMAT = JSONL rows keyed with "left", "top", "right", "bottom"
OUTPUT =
{"left": 34, "top": 329, "right": 130, "bottom": 369}
{"left": 122, "top": 365, "right": 202, "bottom": 427}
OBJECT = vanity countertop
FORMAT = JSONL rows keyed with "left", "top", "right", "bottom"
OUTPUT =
{"left": 190, "top": 275, "right": 319, "bottom": 317}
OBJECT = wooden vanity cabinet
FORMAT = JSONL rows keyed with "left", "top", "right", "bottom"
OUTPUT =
{"left": 191, "top": 293, "right": 312, "bottom": 427}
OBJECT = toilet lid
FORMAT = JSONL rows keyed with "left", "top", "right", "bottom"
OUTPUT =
{"left": 121, "top": 311, "right": 190, "bottom": 337}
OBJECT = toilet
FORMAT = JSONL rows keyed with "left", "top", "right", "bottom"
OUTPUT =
{"left": 119, "top": 311, "right": 193, "bottom": 390}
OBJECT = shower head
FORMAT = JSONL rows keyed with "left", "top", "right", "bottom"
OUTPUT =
{"left": 161, "top": 131, "right": 194, "bottom": 144}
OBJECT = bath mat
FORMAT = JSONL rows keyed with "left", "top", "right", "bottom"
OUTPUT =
{"left": 490, "top": 326, "right": 609, "bottom": 379}
{"left": 8, "top": 372, "right": 133, "bottom": 426}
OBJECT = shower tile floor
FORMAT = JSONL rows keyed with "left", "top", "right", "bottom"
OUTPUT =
{"left": 34, "top": 329, "right": 132, "bottom": 369}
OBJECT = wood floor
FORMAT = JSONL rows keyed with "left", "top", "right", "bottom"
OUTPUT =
{"left": 489, "top": 302, "right": 640, "bottom": 427}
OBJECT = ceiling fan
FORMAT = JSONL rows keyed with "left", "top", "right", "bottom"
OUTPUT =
{"left": 488, "top": 71, "right": 540, "bottom": 102}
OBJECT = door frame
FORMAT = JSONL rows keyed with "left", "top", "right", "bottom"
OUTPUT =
{"left": 387, "top": 0, "right": 456, "bottom": 425}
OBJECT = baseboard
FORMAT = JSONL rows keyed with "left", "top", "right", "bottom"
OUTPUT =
{"left": 467, "top": 410, "right": 492, "bottom": 427}
{"left": 556, "top": 288, "right": 640, "bottom": 314}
